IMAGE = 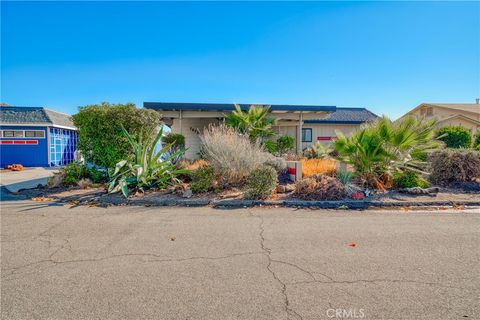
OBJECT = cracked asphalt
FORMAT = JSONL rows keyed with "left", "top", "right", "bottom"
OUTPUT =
{"left": 1, "top": 200, "right": 479, "bottom": 320}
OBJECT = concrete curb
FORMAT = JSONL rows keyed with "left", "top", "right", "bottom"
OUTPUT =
{"left": 210, "top": 199, "right": 480, "bottom": 209}
{"left": 78, "top": 197, "right": 480, "bottom": 209}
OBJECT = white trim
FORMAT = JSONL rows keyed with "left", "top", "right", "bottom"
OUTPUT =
{"left": 0, "top": 123, "right": 76, "bottom": 130}
{"left": 1, "top": 129, "right": 46, "bottom": 139}
{"left": 47, "top": 127, "right": 52, "bottom": 166}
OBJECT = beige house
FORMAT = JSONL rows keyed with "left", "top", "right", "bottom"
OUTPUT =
{"left": 399, "top": 102, "right": 480, "bottom": 133}
{"left": 144, "top": 102, "right": 377, "bottom": 159}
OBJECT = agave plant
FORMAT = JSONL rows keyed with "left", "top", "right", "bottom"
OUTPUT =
{"left": 225, "top": 104, "right": 276, "bottom": 142}
{"left": 304, "top": 142, "right": 333, "bottom": 159}
{"left": 108, "top": 126, "right": 186, "bottom": 197}
{"left": 334, "top": 116, "right": 442, "bottom": 190}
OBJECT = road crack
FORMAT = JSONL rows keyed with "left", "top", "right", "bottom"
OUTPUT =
{"left": 257, "top": 215, "right": 303, "bottom": 320}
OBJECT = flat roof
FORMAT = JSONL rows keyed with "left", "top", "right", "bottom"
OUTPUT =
{"left": 144, "top": 102, "right": 336, "bottom": 112}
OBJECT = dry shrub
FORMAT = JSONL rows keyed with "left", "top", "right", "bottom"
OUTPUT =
{"left": 176, "top": 159, "right": 209, "bottom": 171}
{"left": 200, "top": 125, "right": 271, "bottom": 186}
{"left": 294, "top": 174, "right": 346, "bottom": 200}
{"left": 77, "top": 178, "right": 93, "bottom": 189}
{"left": 47, "top": 171, "right": 65, "bottom": 188}
{"left": 301, "top": 159, "right": 337, "bottom": 178}
{"left": 429, "top": 149, "right": 480, "bottom": 186}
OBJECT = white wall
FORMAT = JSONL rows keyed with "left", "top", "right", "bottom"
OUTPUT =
{"left": 172, "top": 118, "right": 220, "bottom": 159}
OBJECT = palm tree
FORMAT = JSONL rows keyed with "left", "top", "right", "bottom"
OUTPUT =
{"left": 334, "top": 116, "right": 442, "bottom": 190}
{"left": 225, "top": 104, "right": 276, "bottom": 142}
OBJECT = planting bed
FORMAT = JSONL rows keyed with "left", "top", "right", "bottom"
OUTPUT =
{"left": 12, "top": 184, "right": 480, "bottom": 210}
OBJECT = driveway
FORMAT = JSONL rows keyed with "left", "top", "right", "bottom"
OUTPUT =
{"left": 0, "top": 167, "right": 57, "bottom": 193}
{"left": 1, "top": 200, "right": 479, "bottom": 320}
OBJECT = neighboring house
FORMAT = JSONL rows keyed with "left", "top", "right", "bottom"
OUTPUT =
{"left": 144, "top": 102, "right": 377, "bottom": 158}
{"left": 0, "top": 106, "right": 78, "bottom": 167}
{"left": 398, "top": 102, "right": 480, "bottom": 133}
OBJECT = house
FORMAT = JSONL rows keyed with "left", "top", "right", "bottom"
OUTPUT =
{"left": 0, "top": 106, "right": 78, "bottom": 167}
{"left": 398, "top": 102, "right": 480, "bottom": 133}
{"left": 144, "top": 102, "right": 377, "bottom": 158}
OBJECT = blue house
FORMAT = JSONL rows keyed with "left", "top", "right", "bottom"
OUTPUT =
{"left": 0, "top": 106, "right": 78, "bottom": 167}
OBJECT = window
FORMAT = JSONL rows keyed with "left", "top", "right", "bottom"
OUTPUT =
{"left": 25, "top": 130, "right": 45, "bottom": 138}
{"left": 2, "top": 130, "right": 24, "bottom": 137}
{"left": 302, "top": 128, "right": 312, "bottom": 142}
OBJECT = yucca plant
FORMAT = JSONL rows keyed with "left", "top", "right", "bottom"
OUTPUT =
{"left": 108, "top": 126, "right": 186, "bottom": 197}
{"left": 334, "top": 116, "right": 442, "bottom": 190}
{"left": 225, "top": 104, "right": 276, "bottom": 142}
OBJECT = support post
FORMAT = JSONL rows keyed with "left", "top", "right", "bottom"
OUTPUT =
{"left": 296, "top": 113, "right": 303, "bottom": 154}
{"left": 179, "top": 110, "right": 183, "bottom": 134}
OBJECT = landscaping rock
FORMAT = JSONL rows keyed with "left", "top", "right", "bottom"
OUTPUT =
{"left": 398, "top": 187, "right": 439, "bottom": 196}
{"left": 182, "top": 189, "right": 193, "bottom": 198}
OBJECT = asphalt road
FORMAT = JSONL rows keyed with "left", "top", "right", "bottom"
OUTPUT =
{"left": 1, "top": 200, "right": 479, "bottom": 320}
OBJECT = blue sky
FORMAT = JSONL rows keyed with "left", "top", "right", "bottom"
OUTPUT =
{"left": 1, "top": 1, "right": 479, "bottom": 119}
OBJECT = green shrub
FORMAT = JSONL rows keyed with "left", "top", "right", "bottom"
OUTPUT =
{"left": 244, "top": 166, "right": 278, "bottom": 199}
{"left": 89, "top": 166, "right": 107, "bottom": 184}
{"left": 393, "top": 171, "right": 429, "bottom": 189}
{"left": 265, "top": 135, "right": 295, "bottom": 156}
{"left": 190, "top": 167, "right": 215, "bottom": 193}
{"left": 163, "top": 133, "right": 185, "bottom": 148}
{"left": 276, "top": 136, "right": 295, "bottom": 155}
{"left": 264, "top": 140, "right": 278, "bottom": 154}
{"left": 108, "top": 126, "right": 185, "bottom": 198}
{"left": 63, "top": 162, "right": 89, "bottom": 185}
{"left": 163, "top": 133, "right": 186, "bottom": 163}
{"left": 475, "top": 133, "right": 480, "bottom": 150}
{"left": 429, "top": 149, "right": 480, "bottom": 186}
{"left": 437, "top": 126, "right": 472, "bottom": 148}
{"left": 73, "top": 102, "right": 162, "bottom": 169}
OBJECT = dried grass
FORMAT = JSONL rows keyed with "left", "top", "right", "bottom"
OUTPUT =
{"left": 301, "top": 159, "right": 337, "bottom": 178}
{"left": 200, "top": 125, "right": 272, "bottom": 186}
{"left": 176, "top": 159, "right": 209, "bottom": 171}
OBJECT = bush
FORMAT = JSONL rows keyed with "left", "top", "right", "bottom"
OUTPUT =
{"left": 190, "top": 167, "right": 215, "bottom": 193}
{"left": 48, "top": 162, "right": 106, "bottom": 187}
{"left": 294, "top": 174, "right": 346, "bottom": 200}
{"left": 163, "top": 133, "right": 186, "bottom": 163}
{"left": 437, "top": 126, "right": 472, "bottom": 148}
{"left": 89, "top": 166, "right": 107, "bottom": 184}
{"left": 244, "top": 166, "right": 278, "bottom": 199}
{"left": 163, "top": 133, "right": 185, "bottom": 148}
{"left": 301, "top": 159, "right": 337, "bottom": 178}
{"left": 265, "top": 136, "right": 295, "bottom": 156}
{"left": 200, "top": 125, "right": 272, "bottom": 186}
{"left": 264, "top": 156, "right": 287, "bottom": 172}
{"left": 429, "top": 149, "right": 480, "bottom": 186}
{"left": 393, "top": 171, "right": 429, "bottom": 189}
{"left": 73, "top": 102, "right": 162, "bottom": 169}
{"left": 63, "top": 162, "right": 89, "bottom": 185}
{"left": 475, "top": 133, "right": 480, "bottom": 150}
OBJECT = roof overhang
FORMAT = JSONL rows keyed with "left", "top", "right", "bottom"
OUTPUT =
{"left": 144, "top": 102, "right": 336, "bottom": 113}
